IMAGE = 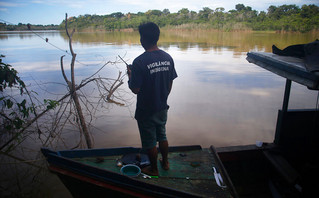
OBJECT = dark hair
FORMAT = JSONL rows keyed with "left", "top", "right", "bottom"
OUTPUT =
{"left": 138, "top": 22, "right": 160, "bottom": 48}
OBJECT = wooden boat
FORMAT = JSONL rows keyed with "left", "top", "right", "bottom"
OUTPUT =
{"left": 42, "top": 52, "right": 319, "bottom": 198}
{"left": 41, "top": 145, "right": 235, "bottom": 198}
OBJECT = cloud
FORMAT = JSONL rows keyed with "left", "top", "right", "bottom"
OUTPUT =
{"left": 120, "top": 0, "right": 319, "bottom": 12}
{"left": 0, "top": 2, "right": 23, "bottom": 7}
{"left": 28, "top": 0, "right": 87, "bottom": 8}
{"left": 116, "top": 0, "right": 204, "bottom": 12}
{"left": 31, "top": 0, "right": 45, "bottom": 3}
{"left": 238, "top": 88, "right": 271, "bottom": 97}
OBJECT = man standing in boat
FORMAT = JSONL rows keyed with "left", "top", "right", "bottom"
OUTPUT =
{"left": 127, "top": 22, "right": 177, "bottom": 176}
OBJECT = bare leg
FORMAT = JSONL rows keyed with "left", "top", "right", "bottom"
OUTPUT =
{"left": 142, "top": 146, "right": 159, "bottom": 176}
{"left": 159, "top": 140, "right": 169, "bottom": 170}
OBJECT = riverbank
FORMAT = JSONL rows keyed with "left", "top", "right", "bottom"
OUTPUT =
{"left": 2, "top": 23, "right": 319, "bottom": 34}
{"left": 61, "top": 24, "right": 319, "bottom": 34}
{"left": 0, "top": 23, "right": 319, "bottom": 35}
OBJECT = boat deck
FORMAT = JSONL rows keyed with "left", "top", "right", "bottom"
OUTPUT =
{"left": 73, "top": 148, "right": 231, "bottom": 197}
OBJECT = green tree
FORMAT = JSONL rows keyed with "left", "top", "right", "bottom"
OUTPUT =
{"left": 178, "top": 8, "right": 190, "bottom": 15}
{"left": 110, "top": 12, "right": 124, "bottom": 18}
{"left": 199, "top": 7, "right": 213, "bottom": 20}
{"left": 301, "top": 4, "right": 319, "bottom": 18}
{"left": 163, "top": 9, "right": 170, "bottom": 15}
{"left": 211, "top": 7, "right": 225, "bottom": 29}
{"left": 236, "top": 4, "right": 246, "bottom": 12}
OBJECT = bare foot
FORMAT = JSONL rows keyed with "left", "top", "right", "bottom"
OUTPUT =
{"left": 159, "top": 158, "right": 169, "bottom": 170}
{"left": 142, "top": 166, "right": 158, "bottom": 176}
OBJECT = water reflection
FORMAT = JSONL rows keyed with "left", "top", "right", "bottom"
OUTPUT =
{"left": 2, "top": 30, "right": 317, "bottom": 60}
{"left": 55, "top": 30, "right": 319, "bottom": 55}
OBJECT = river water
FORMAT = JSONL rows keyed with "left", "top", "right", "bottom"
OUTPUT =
{"left": 0, "top": 30, "right": 318, "bottom": 197}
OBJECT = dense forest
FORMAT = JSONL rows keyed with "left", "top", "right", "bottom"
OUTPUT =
{"left": 59, "top": 4, "right": 319, "bottom": 32}
{"left": 0, "top": 23, "right": 59, "bottom": 31}
{"left": 1, "top": 4, "right": 319, "bottom": 32}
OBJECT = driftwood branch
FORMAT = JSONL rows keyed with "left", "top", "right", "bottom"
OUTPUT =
{"left": 0, "top": 78, "right": 96, "bottom": 151}
{"left": 63, "top": 13, "right": 92, "bottom": 149}
{"left": 107, "top": 71, "right": 124, "bottom": 105}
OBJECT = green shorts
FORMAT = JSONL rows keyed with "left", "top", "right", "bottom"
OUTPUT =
{"left": 137, "top": 109, "right": 168, "bottom": 149}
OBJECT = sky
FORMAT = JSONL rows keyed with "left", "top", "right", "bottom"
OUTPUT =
{"left": 0, "top": 0, "right": 318, "bottom": 25}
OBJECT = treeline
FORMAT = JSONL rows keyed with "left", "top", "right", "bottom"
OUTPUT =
{"left": 61, "top": 4, "right": 319, "bottom": 33}
{"left": 0, "top": 23, "right": 59, "bottom": 31}
{"left": 2, "top": 4, "right": 319, "bottom": 32}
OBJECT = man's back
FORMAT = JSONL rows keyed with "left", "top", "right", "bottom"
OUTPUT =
{"left": 130, "top": 50, "right": 177, "bottom": 120}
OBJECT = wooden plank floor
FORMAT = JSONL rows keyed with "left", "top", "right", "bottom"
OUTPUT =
{"left": 74, "top": 148, "right": 231, "bottom": 197}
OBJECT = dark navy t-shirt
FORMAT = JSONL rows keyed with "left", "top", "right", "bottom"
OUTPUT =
{"left": 129, "top": 50, "right": 177, "bottom": 120}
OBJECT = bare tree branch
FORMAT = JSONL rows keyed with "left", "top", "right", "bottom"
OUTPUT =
{"left": 107, "top": 72, "right": 124, "bottom": 105}
{"left": 0, "top": 78, "right": 95, "bottom": 151}
{"left": 60, "top": 55, "right": 71, "bottom": 87}
{"left": 63, "top": 13, "right": 92, "bottom": 149}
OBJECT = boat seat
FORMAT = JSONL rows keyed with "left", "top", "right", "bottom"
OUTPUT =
{"left": 263, "top": 150, "right": 299, "bottom": 185}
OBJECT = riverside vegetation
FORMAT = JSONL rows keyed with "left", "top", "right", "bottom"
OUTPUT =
{"left": 1, "top": 4, "right": 319, "bottom": 33}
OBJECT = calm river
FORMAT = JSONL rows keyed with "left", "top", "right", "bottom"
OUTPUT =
{"left": 0, "top": 30, "right": 318, "bottom": 197}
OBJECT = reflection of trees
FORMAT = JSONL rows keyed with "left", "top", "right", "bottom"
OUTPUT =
{"left": 0, "top": 31, "right": 60, "bottom": 41}
{"left": 59, "top": 31, "right": 140, "bottom": 46}
{"left": 0, "top": 34, "right": 8, "bottom": 40}
{"left": 160, "top": 30, "right": 318, "bottom": 54}
{"left": 59, "top": 30, "right": 318, "bottom": 56}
